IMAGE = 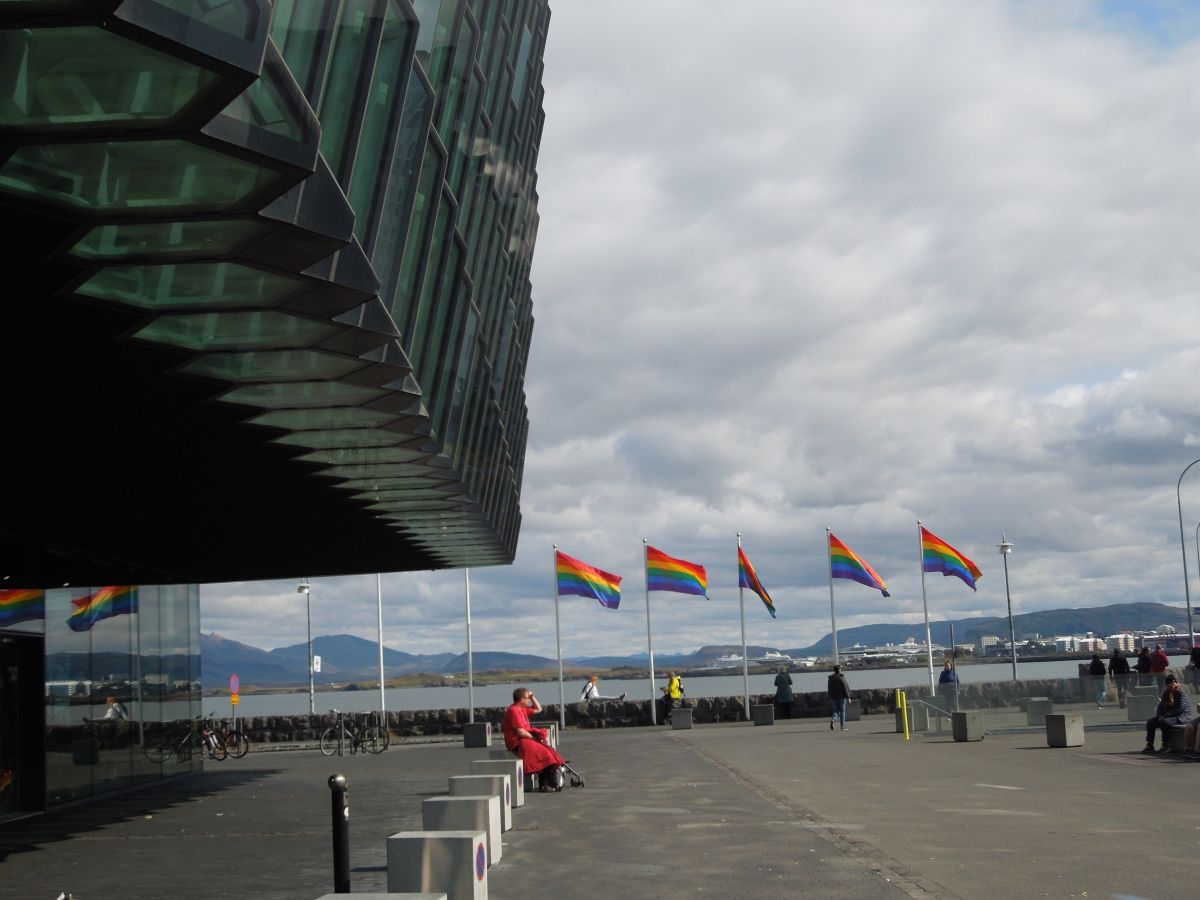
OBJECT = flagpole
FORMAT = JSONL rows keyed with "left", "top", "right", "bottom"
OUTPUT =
{"left": 553, "top": 545, "right": 566, "bottom": 730}
{"left": 464, "top": 568, "right": 474, "bottom": 724}
{"left": 827, "top": 527, "right": 839, "bottom": 665}
{"left": 917, "top": 520, "right": 935, "bottom": 691}
{"left": 644, "top": 539, "right": 657, "bottom": 725}
{"left": 135, "top": 590, "right": 144, "bottom": 747}
{"left": 737, "top": 533, "right": 750, "bottom": 719}
{"left": 376, "top": 573, "right": 386, "bottom": 727}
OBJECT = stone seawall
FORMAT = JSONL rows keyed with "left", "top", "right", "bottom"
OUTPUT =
{"left": 235, "top": 678, "right": 1090, "bottom": 742}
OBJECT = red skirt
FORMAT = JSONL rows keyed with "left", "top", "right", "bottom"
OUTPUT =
{"left": 515, "top": 737, "right": 565, "bottom": 775}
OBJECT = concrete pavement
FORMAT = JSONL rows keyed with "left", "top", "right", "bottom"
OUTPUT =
{"left": 1, "top": 712, "right": 1194, "bottom": 899}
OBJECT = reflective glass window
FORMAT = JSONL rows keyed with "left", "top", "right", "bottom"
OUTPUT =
{"left": 153, "top": 0, "right": 259, "bottom": 41}
{"left": 178, "top": 349, "right": 365, "bottom": 383}
{"left": 389, "top": 138, "right": 443, "bottom": 335}
{"left": 247, "top": 406, "right": 398, "bottom": 430}
{"left": 44, "top": 588, "right": 95, "bottom": 805}
{"left": 218, "top": 380, "right": 387, "bottom": 409}
{"left": 219, "top": 55, "right": 311, "bottom": 141}
{"left": 317, "top": 0, "right": 384, "bottom": 185}
{"left": 297, "top": 445, "right": 430, "bottom": 466}
{"left": 131, "top": 310, "right": 337, "bottom": 351}
{"left": 407, "top": 196, "right": 454, "bottom": 372}
{"left": 269, "top": 0, "right": 335, "bottom": 103}
{"left": 75, "top": 262, "right": 305, "bottom": 311}
{"left": 273, "top": 428, "right": 407, "bottom": 450}
{"left": 67, "top": 220, "right": 265, "bottom": 261}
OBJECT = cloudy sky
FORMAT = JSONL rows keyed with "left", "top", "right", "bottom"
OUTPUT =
{"left": 201, "top": 0, "right": 1200, "bottom": 661}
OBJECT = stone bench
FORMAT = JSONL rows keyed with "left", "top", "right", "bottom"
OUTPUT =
{"left": 422, "top": 796, "right": 502, "bottom": 866}
{"left": 448, "top": 775, "right": 511, "bottom": 831}
{"left": 386, "top": 831, "right": 487, "bottom": 900}
{"left": 469, "top": 758, "right": 523, "bottom": 808}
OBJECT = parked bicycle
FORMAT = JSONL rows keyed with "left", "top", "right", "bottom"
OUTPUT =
{"left": 319, "top": 709, "right": 388, "bottom": 756}
{"left": 143, "top": 717, "right": 225, "bottom": 763}
{"left": 213, "top": 719, "right": 249, "bottom": 759}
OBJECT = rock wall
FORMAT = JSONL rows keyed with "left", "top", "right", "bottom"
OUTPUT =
{"left": 235, "top": 677, "right": 1094, "bottom": 742}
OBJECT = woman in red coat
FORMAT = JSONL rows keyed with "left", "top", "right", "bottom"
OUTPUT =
{"left": 503, "top": 688, "right": 567, "bottom": 791}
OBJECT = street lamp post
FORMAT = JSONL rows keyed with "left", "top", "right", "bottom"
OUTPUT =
{"left": 997, "top": 535, "right": 1017, "bottom": 681}
{"left": 1176, "top": 460, "right": 1200, "bottom": 651}
{"left": 298, "top": 579, "right": 314, "bottom": 715}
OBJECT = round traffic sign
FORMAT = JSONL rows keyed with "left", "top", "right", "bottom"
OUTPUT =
{"left": 230, "top": 674, "right": 240, "bottom": 693}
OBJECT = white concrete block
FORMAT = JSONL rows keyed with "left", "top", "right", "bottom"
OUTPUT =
{"left": 422, "top": 795, "right": 502, "bottom": 866}
{"left": 671, "top": 707, "right": 693, "bottom": 730}
{"left": 1045, "top": 713, "right": 1084, "bottom": 747}
{"left": 469, "top": 758, "right": 524, "bottom": 807}
{"left": 462, "top": 722, "right": 491, "bottom": 748}
{"left": 448, "top": 774, "right": 511, "bottom": 831}
{"left": 387, "top": 831, "right": 486, "bottom": 900}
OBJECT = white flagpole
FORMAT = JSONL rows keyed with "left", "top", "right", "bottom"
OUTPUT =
{"left": 827, "top": 527, "right": 839, "bottom": 665}
{"left": 376, "top": 573, "right": 386, "bottom": 726}
{"left": 464, "top": 568, "right": 474, "bottom": 724}
{"left": 553, "top": 545, "right": 565, "bottom": 729}
{"left": 737, "top": 533, "right": 750, "bottom": 719}
{"left": 135, "top": 591, "right": 144, "bottom": 746}
{"left": 917, "top": 520, "right": 935, "bottom": 691}
{"left": 644, "top": 539, "right": 657, "bottom": 725}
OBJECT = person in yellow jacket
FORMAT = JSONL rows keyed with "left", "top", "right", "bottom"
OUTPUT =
{"left": 662, "top": 672, "right": 685, "bottom": 722}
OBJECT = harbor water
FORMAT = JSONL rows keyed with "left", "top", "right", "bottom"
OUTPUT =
{"left": 202, "top": 655, "right": 1194, "bottom": 719}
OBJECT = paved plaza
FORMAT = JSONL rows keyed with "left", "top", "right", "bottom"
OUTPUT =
{"left": 1, "top": 714, "right": 1196, "bottom": 899}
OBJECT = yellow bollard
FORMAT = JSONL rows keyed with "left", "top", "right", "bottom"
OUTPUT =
{"left": 900, "top": 690, "right": 911, "bottom": 741}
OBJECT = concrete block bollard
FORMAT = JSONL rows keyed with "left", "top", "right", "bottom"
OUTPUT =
{"left": 846, "top": 699, "right": 862, "bottom": 721}
{"left": 671, "top": 707, "right": 693, "bottom": 730}
{"left": 462, "top": 722, "right": 491, "bottom": 748}
{"left": 530, "top": 720, "right": 558, "bottom": 748}
{"left": 387, "top": 831, "right": 487, "bottom": 900}
{"left": 1127, "top": 694, "right": 1157, "bottom": 721}
{"left": 469, "top": 758, "right": 524, "bottom": 807}
{"left": 951, "top": 711, "right": 984, "bottom": 742}
{"left": 448, "top": 775, "right": 511, "bottom": 831}
{"left": 895, "top": 705, "right": 928, "bottom": 733}
{"left": 1045, "top": 713, "right": 1083, "bottom": 747}
{"left": 317, "top": 894, "right": 446, "bottom": 899}
{"left": 487, "top": 748, "right": 512, "bottom": 760}
{"left": 1025, "top": 698, "right": 1053, "bottom": 726}
{"left": 751, "top": 705, "right": 774, "bottom": 726}
{"left": 422, "top": 796, "right": 502, "bottom": 866}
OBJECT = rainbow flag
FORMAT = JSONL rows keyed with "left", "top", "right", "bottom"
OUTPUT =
{"left": 829, "top": 534, "right": 890, "bottom": 597}
{"left": 921, "top": 526, "right": 982, "bottom": 591}
{"left": 556, "top": 550, "right": 622, "bottom": 609}
{"left": 738, "top": 547, "right": 776, "bottom": 618}
{"left": 67, "top": 585, "right": 138, "bottom": 632}
{"left": 0, "top": 589, "right": 44, "bottom": 627}
{"left": 646, "top": 546, "right": 707, "bottom": 597}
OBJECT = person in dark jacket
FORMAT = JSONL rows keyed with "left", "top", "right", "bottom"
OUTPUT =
{"left": 827, "top": 665, "right": 851, "bottom": 732}
{"left": 1150, "top": 644, "right": 1171, "bottom": 691}
{"left": 1188, "top": 645, "right": 1200, "bottom": 692}
{"left": 1088, "top": 653, "right": 1107, "bottom": 707}
{"left": 1108, "top": 648, "right": 1132, "bottom": 709}
{"left": 773, "top": 668, "right": 794, "bottom": 719}
{"left": 1136, "top": 647, "right": 1153, "bottom": 686}
{"left": 1143, "top": 674, "right": 1192, "bottom": 753}
{"left": 937, "top": 660, "right": 959, "bottom": 712}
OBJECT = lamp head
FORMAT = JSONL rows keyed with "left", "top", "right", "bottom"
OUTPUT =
{"left": 297, "top": 581, "right": 310, "bottom": 594}
{"left": 997, "top": 533, "right": 1014, "bottom": 555}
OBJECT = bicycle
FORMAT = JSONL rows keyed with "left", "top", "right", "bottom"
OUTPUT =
{"left": 319, "top": 709, "right": 388, "bottom": 756}
{"left": 212, "top": 719, "right": 249, "bottom": 759}
{"left": 144, "top": 717, "right": 225, "bottom": 763}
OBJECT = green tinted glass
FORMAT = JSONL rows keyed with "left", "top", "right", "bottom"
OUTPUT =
{"left": 0, "top": 139, "right": 278, "bottom": 211}
{"left": 317, "top": 0, "right": 380, "bottom": 183}
{"left": 179, "top": 349, "right": 363, "bottom": 382}
{"left": 247, "top": 407, "right": 398, "bottom": 430}
{"left": 67, "top": 220, "right": 264, "bottom": 260}
{"left": 219, "top": 61, "right": 309, "bottom": 140}
{"left": 273, "top": 428, "right": 406, "bottom": 450}
{"left": 334, "top": 477, "right": 449, "bottom": 492}
{"left": 75, "top": 262, "right": 304, "bottom": 310}
{"left": 297, "top": 445, "right": 430, "bottom": 465}
{"left": 131, "top": 311, "right": 336, "bottom": 351}
{"left": 367, "top": 499, "right": 458, "bottom": 511}
{"left": 0, "top": 26, "right": 218, "bottom": 127}
{"left": 219, "top": 381, "right": 386, "bottom": 408}
{"left": 318, "top": 462, "right": 441, "bottom": 479}
{"left": 153, "top": 0, "right": 258, "bottom": 40}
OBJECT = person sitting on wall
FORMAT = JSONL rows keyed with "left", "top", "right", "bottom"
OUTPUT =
{"left": 580, "top": 675, "right": 625, "bottom": 702}
{"left": 503, "top": 688, "right": 568, "bottom": 791}
{"left": 661, "top": 671, "right": 685, "bottom": 723}
{"left": 1142, "top": 674, "right": 1192, "bottom": 754}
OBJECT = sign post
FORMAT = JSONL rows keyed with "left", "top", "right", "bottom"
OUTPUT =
{"left": 230, "top": 674, "right": 240, "bottom": 727}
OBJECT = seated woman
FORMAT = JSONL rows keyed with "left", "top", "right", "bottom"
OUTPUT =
{"left": 503, "top": 688, "right": 568, "bottom": 791}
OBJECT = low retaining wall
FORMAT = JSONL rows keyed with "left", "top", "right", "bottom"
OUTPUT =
{"left": 233, "top": 678, "right": 1086, "bottom": 743}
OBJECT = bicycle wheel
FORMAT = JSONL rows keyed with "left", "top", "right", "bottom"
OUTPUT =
{"left": 224, "top": 730, "right": 249, "bottom": 759}
{"left": 144, "top": 739, "right": 171, "bottom": 764}
{"left": 362, "top": 724, "right": 386, "bottom": 754}
{"left": 206, "top": 733, "right": 227, "bottom": 761}
{"left": 319, "top": 726, "right": 340, "bottom": 756}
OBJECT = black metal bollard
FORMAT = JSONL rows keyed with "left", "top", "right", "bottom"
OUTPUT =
{"left": 329, "top": 774, "right": 350, "bottom": 893}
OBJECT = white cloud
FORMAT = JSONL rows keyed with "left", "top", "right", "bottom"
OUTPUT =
{"left": 203, "top": 1, "right": 1200, "bottom": 660}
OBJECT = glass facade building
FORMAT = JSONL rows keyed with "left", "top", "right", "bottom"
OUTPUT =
{"left": 0, "top": 0, "right": 549, "bottom": 819}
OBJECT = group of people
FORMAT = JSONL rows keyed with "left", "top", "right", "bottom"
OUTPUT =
{"left": 1088, "top": 644, "right": 1197, "bottom": 710}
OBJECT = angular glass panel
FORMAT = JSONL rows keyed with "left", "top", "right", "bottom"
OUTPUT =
{"left": 219, "top": 57, "right": 310, "bottom": 140}
{"left": 273, "top": 428, "right": 407, "bottom": 449}
{"left": 152, "top": 0, "right": 258, "bottom": 41}
{"left": 67, "top": 219, "right": 265, "bottom": 260}
{"left": 0, "top": 26, "right": 218, "bottom": 127}
{"left": 367, "top": 499, "right": 457, "bottom": 511}
{"left": 0, "top": 139, "right": 279, "bottom": 211}
{"left": 317, "top": 0, "right": 382, "bottom": 184}
{"left": 75, "top": 261, "right": 304, "bottom": 310}
{"left": 247, "top": 406, "right": 397, "bottom": 430}
{"left": 297, "top": 445, "right": 429, "bottom": 465}
{"left": 131, "top": 309, "right": 335, "bottom": 351}
{"left": 178, "top": 349, "right": 363, "bottom": 382}
{"left": 350, "top": 488, "right": 458, "bottom": 501}
{"left": 318, "top": 463, "right": 442, "bottom": 478}
{"left": 219, "top": 381, "right": 386, "bottom": 408}
{"left": 270, "top": 0, "right": 335, "bottom": 104}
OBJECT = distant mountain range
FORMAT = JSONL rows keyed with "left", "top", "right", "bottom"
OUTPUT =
{"left": 200, "top": 601, "right": 1192, "bottom": 688}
